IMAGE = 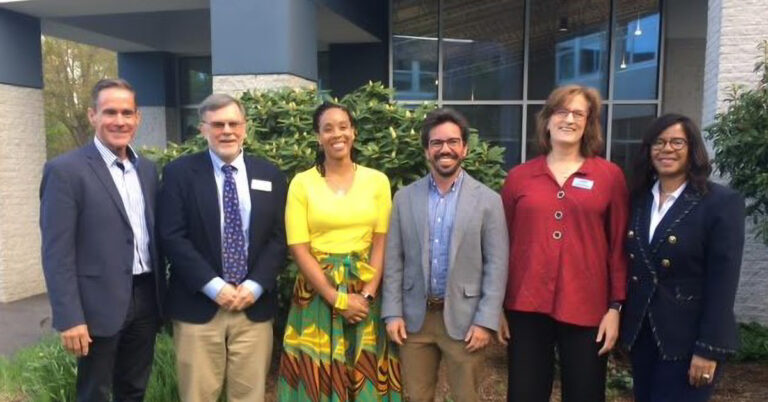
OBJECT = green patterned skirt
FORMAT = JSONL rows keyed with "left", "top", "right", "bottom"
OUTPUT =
{"left": 277, "top": 249, "right": 402, "bottom": 401}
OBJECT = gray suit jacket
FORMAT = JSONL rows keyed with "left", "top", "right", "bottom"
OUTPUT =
{"left": 39, "top": 142, "right": 163, "bottom": 337}
{"left": 381, "top": 172, "right": 509, "bottom": 340}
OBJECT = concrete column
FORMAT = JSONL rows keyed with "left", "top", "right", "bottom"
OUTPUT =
{"left": 118, "top": 52, "right": 179, "bottom": 147}
{"left": 703, "top": 0, "right": 768, "bottom": 324}
{"left": 0, "top": 9, "right": 46, "bottom": 302}
{"left": 210, "top": 0, "right": 317, "bottom": 96}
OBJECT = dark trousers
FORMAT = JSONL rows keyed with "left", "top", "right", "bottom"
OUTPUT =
{"left": 630, "top": 319, "right": 717, "bottom": 402}
{"left": 76, "top": 274, "right": 159, "bottom": 402}
{"left": 505, "top": 311, "right": 607, "bottom": 402}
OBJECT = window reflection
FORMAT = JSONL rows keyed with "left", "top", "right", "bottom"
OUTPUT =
{"left": 179, "top": 57, "right": 212, "bottom": 106}
{"left": 528, "top": 0, "right": 611, "bottom": 100}
{"left": 179, "top": 57, "right": 212, "bottom": 142}
{"left": 450, "top": 105, "right": 522, "bottom": 169}
{"left": 610, "top": 104, "right": 657, "bottom": 179}
{"left": 613, "top": 0, "right": 661, "bottom": 99}
{"left": 442, "top": 0, "right": 525, "bottom": 100}
{"left": 393, "top": 0, "right": 439, "bottom": 100}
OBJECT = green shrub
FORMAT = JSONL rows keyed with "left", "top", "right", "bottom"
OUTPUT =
{"left": 735, "top": 322, "right": 768, "bottom": 362}
{"left": 145, "top": 82, "right": 508, "bottom": 314}
{"left": 707, "top": 40, "right": 768, "bottom": 244}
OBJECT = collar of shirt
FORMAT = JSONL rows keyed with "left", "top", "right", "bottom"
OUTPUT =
{"left": 530, "top": 155, "right": 594, "bottom": 178}
{"left": 651, "top": 179, "right": 687, "bottom": 208}
{"left": 208, "top": 148, "right": 246, "bottom": 174}
{"left": 428, "top": 169, "right": 465, "bottom": 195}
{"left": 94, "top": 136, "right": 139, "bottom": 169}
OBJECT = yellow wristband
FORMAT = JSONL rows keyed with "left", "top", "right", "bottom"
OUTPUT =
{"left": 334, "top": 292, "right": 348, "bottom": 311}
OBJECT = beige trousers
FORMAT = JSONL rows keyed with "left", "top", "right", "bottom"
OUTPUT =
{"left": 173, "top": 309, "right": 273, "bottom": 402}
{"left": 400, "top": 309, "right": 483, "bottom": 402}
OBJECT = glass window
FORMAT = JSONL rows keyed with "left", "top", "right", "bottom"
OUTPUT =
{"left": 528, "top": 0, "right": 611, "bottom": 100}
{"left": 180, "top": 109, "right": 201, "bottom": 143}
{"left": 613, "top": 0, "right": 661, "bottom": 100}
{"left": 179, "top": 57, "right": 212, "bottom": 106}
{"left": 442, "top": 0, "right": 525, "bottom": 100}
{"left": 449, "top": 105, "right": 522, "bottom": 169}
{"left": 393, "top": 0, "right": 439, "bottom": 100}
{"left": 610, "top": 104, "right": 657, "bottom": 178}
{"left": 317, "top": 51, "right": 330, "bottom": 91}
{"left": 179, "top": 57, "right": 212, "bottom": 142}
{"left": 526, "top": 104, "right": 544, "bottom": 161}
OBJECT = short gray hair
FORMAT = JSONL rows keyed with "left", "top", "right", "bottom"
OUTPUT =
{"left": 198, "top": 93, "right": 245, "bottom": 120}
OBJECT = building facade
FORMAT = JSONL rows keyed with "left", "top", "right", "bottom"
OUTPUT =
{"left": 0, "top": 0, "right": 766, "bottom": 323}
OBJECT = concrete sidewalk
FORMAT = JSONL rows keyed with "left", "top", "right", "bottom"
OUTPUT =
{"left": 0, "top": 294, "right": 52, "bottom": 357}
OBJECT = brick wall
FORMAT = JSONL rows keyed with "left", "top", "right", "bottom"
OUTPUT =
{"left": 0, "top": 83, "right": 46, "bottom": 302}
{"left": 703, "top": 0, "right": 768, "bottom": 324}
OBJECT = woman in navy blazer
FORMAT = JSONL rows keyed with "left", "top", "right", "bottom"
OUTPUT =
{"left": 620, "top": 114, "right": 745, "bottom": 401}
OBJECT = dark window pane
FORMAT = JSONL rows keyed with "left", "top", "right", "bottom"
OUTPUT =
{"left": 610, "top": 104, "right": 657, "bottom": 178}
{"left": 179, "top": 57, "right": 212, "bottom": 105}
{"left": 317, "top": 51, "right": 330, "bottom": 91}
{"left": 526, "top": 104, "right": 608, "bottom": 161}
{"left": 528, "top": 0, "right": 610, "bottom": 100}
{"left": 526, "top": 105, "right": 544, "bottom": 160}
{"left": 449, "top": 105, "right": 522, "bottom": 169}
{"left": 393, "top": 0, "right": 438, "bottom": 100}
{"left": 613, "top": 0, "right": 661, "bottom": 100}
{"left": 442, "top": 0, "right": 525, "bottom": 100}
{"left": 180, "top": 108, "right": 200, "bottom": 142}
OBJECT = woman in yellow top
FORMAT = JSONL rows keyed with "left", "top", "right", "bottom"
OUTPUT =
{"left": 277, "top": 102, "right": 402, "bottom": 401}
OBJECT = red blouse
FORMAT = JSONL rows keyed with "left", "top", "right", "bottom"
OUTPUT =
{"left": 501, "top": 156, "right": 628, "bottom": 327}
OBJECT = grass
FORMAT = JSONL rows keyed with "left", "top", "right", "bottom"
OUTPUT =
{"left": 0, "top": 333, "right": 179, "bottom": 402}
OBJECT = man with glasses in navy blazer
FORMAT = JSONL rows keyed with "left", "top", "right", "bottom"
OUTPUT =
{"left": 158, "top": 93, "right": 287, "bottom": 402}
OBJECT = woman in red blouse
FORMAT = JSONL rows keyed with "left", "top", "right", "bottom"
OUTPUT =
{"left": 499, "top": 85, "right": 629, "bottom": 402}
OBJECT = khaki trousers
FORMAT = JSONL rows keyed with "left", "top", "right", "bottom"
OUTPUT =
{"left": 173, "top": 309, "right": 273, "bottom": 402}
{"left": 400, "top": 309, "right": 482, "bottom": 402}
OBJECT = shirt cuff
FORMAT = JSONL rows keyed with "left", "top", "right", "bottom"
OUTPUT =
{"left": 383, "top": 316, "right": 402, "bottom": 324}
{"left": 241, "top": 280, "right": 264, "bottom": 301}
{"left": 201, "top": 277, "right": 227, "bottom": 301}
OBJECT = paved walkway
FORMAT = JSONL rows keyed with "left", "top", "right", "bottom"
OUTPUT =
{"left": 0, "top": 293, "right": 53, "bottom": 357}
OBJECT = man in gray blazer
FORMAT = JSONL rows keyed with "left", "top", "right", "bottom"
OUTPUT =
{"left": 40, "top": 79, "right": 164, "bottom": 401}
{"left": 382, "top": 108, "right": 509, "bottom": 402}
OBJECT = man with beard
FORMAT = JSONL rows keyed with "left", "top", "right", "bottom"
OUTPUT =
{"left": 381, "top": 108, "right": 509, "bottom": 402}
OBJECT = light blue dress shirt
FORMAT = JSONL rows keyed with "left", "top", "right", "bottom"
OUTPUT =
{"left": 94, "top": 137, "right": 151, "bottom": 275}
{"left": 201, "top": 150, "right": 263, "bottom": 301}
{"left": 427, "top": 171, "right": 464, "bottom": 298}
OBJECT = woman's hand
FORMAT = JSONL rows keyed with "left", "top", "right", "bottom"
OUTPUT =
{"left": 338, "top": 293, "right": 369, "bottom": 324}
{"left": 497, "top": 312, "right": 511, "bottom": 345}
{"left": 596, "top": 308, "right": 620, "bottom": 355}
{"left": 688, "top": 354, "right": 717, "bottom": 387}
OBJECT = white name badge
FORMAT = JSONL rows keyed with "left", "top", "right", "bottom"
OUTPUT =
{"left": 250, "top": 179, "right": 272, "bottom": 192}
{"left": 572, "top": 178, "right": 594, "bottom": 190}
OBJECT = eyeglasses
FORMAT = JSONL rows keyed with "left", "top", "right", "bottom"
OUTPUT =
{"left": 651, "top": 138, "right": 688, "bottom": 150}
{"left": 203, "top": 121, "right": 245, "bottom": 130}
{"left": 428, "top": 138, "right": 463, "bottom": 149}
{"left": 553, "top": 108, "right": 588, "bottom": 121}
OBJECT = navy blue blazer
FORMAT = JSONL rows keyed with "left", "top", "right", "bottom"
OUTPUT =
{"left": 620, "top": 182, "right": 745, "bottom": 361}
{"left": 158, "top": 151, "right": 287, "bottom": 324}
{"left": 40, "top": 142, "right": 164, "bottom": 337}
